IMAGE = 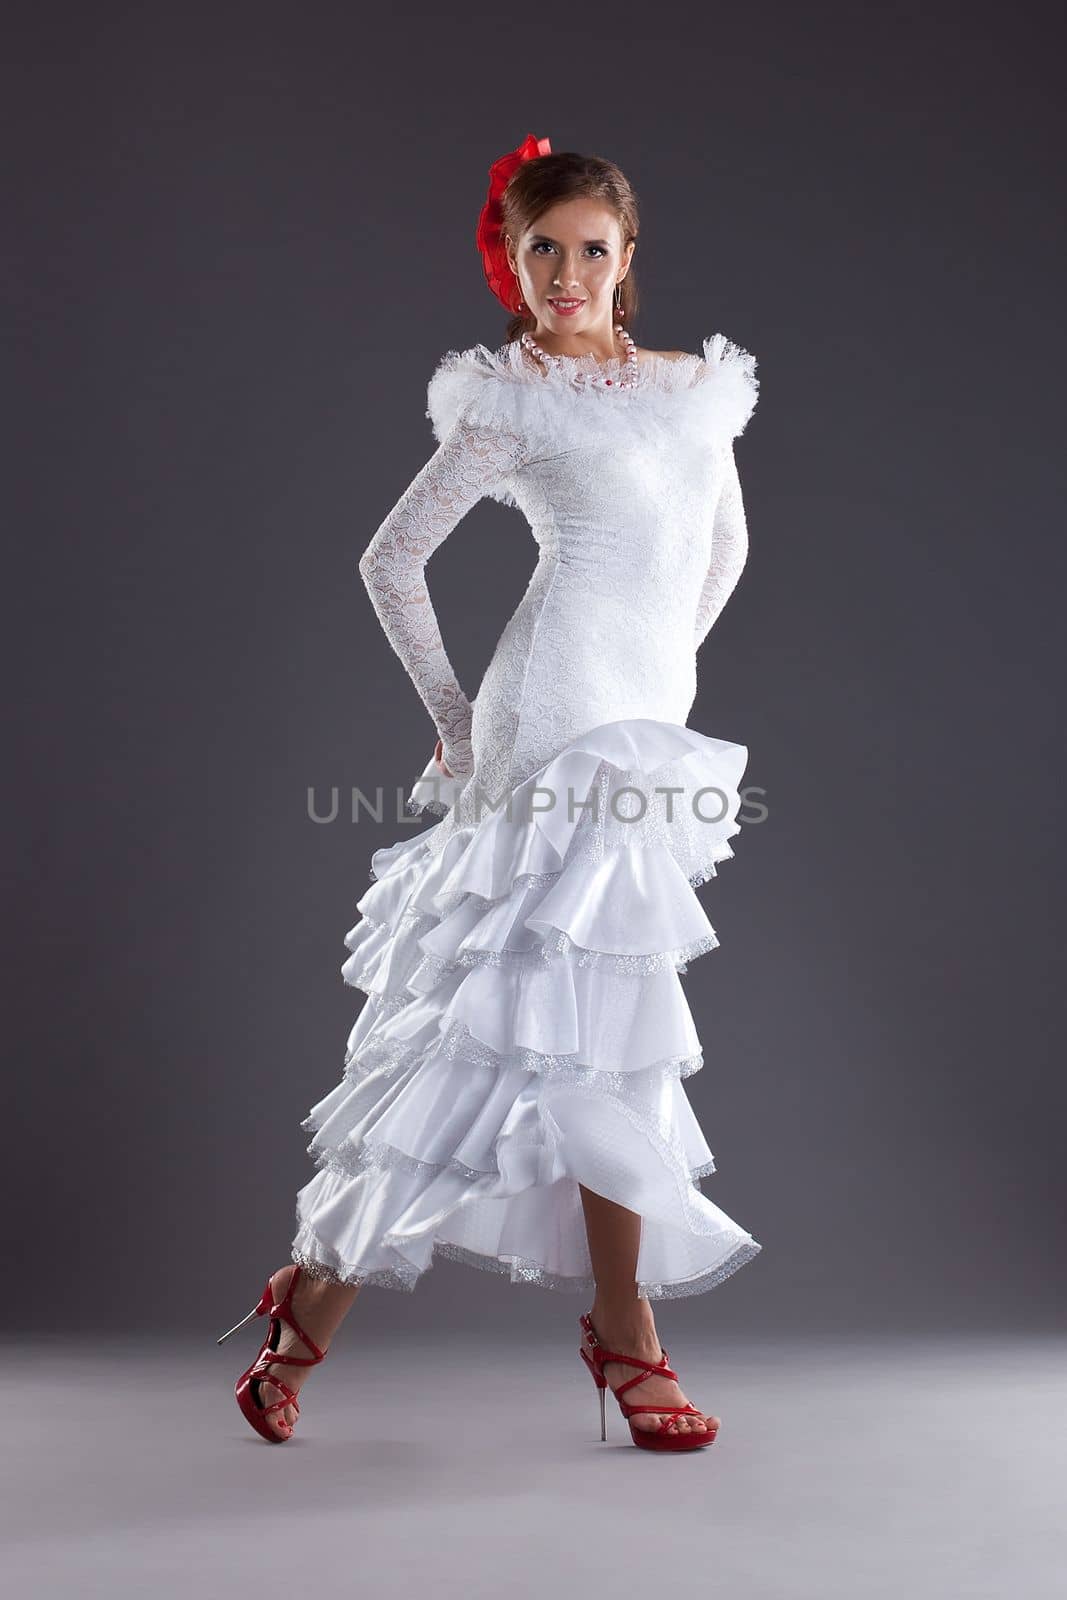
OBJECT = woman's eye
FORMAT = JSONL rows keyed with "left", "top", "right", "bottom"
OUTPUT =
{"left": 531, "top": 243, "right": 606, "bottom": 258}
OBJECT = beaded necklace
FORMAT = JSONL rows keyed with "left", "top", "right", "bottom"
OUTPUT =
{"left": 519, "top": 324, "right": 640, "bottom": 388}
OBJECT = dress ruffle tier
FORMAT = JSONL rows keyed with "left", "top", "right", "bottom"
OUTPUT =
{"left": 291, "top": 717, "right": 762, "bottom": 1298}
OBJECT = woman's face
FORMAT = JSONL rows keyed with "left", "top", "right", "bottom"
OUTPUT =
{"left": 507, "top": 198, "right": 634, "bottom": 341}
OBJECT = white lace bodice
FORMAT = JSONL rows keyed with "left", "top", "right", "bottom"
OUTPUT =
{"left": 358, "top": 332, "right": 759, "bottom": 792}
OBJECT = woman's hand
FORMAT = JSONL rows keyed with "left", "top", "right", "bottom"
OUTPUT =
{"left": 434, "top": 730, "right": 474, "bottom": 780}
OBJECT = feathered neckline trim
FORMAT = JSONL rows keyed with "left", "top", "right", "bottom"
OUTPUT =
{"left": 425, "top": 330, "right": 760, "bottom": 473}
{"left": 497, "top": 339, "right": 706, "bottom": 390}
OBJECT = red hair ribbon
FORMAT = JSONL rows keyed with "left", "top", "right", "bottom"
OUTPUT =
{"left": 475, "top": 133, "right": 553, "bottom": 313}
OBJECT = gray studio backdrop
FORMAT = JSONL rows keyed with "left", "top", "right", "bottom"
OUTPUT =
{"left": 6, "top": 2, "right": 1064, "bottom": 1338}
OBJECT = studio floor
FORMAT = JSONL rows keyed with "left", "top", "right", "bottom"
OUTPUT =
{"left": 6, "top": 1328, "right": 1062, "bottom": 1599}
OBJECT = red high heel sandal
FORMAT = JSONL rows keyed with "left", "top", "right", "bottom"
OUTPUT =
{"left": 578, "top": 1311, "right": 719, "bottom": 1452}
{"left": 217, "top": 1265, "right": 328, "bottom": 1443}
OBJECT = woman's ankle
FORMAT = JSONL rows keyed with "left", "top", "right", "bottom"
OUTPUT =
{"left": 290, "top": 1269, "right": 360, "bottom": 1346}
{"left": 589, "top": 1292, "right": 659, "bottom": 1352}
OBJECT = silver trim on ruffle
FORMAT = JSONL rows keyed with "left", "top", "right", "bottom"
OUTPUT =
{"left": 289, "top": 1230, "right": 760, "bottom": 1301}
{"left": 329, "top": 1013, "right": 706, "bottom": 1096}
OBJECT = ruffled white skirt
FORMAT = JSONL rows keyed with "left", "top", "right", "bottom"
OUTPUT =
{"left": 291, "top": 718, "right": 762, "bottom": 1299}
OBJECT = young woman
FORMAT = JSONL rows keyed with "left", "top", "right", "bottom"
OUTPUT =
{"left": 219, "top": 135, "right": 762, "bottom": 1453}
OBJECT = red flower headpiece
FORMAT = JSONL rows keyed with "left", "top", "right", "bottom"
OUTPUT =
{"left": 475, "top": 133, "right": 553, "bottom": 314}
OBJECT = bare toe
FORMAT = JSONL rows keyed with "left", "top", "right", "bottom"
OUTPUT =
{"left": 261, "top": 1381, "right": 295, "bottom": 1434}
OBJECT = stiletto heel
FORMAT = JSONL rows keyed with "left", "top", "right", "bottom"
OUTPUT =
{"left": 579, "top": 1341, "right": 609, "bottom": 1440}
{"left": 216, "top": 1279, "right": 274, "bottom": 1344}
{"left": 223, "top": 1265, "right": 329, "bottom": 1443}
{"left": 578, "top": 1311, "right": 718, "bottom": 1453}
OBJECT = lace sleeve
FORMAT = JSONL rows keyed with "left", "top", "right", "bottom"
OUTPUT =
{"left": 357, "top": 416, "right": 528, "bottom": 777}
{"left": 694, "top": 444, "right": 750, "bottom": 649}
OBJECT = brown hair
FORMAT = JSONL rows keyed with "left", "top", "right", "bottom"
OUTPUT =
{"left": 499, "top": 150, "right": 640, "bottom": 344}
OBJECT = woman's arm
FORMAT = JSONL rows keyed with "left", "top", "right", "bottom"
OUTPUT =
{"left": 358, "top": 416, "right": 527, "bottom": 777}
{"left": 694, "top": 444, "right": 750, "bottom": 649}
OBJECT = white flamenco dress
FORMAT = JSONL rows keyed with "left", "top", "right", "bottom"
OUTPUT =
{"left": 290, "top": 332, "right": 763, "bottom": 1299}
